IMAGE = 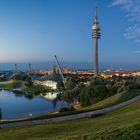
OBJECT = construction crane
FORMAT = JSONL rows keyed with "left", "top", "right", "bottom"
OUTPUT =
{"left": 54, "top": 55, "right": 66, "bottom": 88}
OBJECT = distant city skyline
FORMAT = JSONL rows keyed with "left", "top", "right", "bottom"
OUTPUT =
{"left": 0, "top": 0, "right": 140, "bottom": 69}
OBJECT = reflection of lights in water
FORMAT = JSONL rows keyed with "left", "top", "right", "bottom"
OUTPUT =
{"left": 2, "top": 90, "right": 4, "bottom": 93}
{"left": 41, "top": 92, "right": 59, "bottom": 100}
{"left": 29, "top": 113, "right": 32, "bottom": 117}
{"left": 0, "top": 90, "right": 67, "bottom": 120}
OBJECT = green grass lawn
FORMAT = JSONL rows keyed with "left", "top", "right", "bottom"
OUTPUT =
{"left": 0, "top": 98, "right": 140, "bottom": 140}
{"left": 0, "top": 81, "right": 24, "bottom": 90}
{"left": 0, "top": 81, "right": 48, "bottom": 94}
{"left": 0, "top": 83, "right": 13, "bottom": 89}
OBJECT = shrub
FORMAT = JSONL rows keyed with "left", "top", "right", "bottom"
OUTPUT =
{"left": 59, "top": 106, "right": 75, "bottom": 112}
{"left": 80, "top": 85, "right": 109, "bottom": 106}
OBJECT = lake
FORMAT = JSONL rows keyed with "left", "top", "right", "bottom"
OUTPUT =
{"left": 0, "top": 90, "right": 68, "bottom": 120}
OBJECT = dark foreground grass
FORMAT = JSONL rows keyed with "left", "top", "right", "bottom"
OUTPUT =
{"left": 0, "top": 98, "right": 140, "bottom": 140}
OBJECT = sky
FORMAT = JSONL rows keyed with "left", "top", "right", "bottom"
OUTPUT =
{"left": 0, "top": 0, "right": 140, "bottom": 70}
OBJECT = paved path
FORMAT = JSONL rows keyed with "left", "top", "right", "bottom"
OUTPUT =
{"left": 1, "top": 95, "right": 140, "bottom": 128}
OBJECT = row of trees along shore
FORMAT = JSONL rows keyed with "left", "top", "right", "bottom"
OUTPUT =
{"left": 58, "top": 76, "right": 140, "bottom": 106}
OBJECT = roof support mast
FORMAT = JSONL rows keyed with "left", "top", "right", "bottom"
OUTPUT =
{"left": 54, "top": 55, "right": 66, "bottom": 88}
{"left": 28, "top": 63, "right": 32, "bottom": 73}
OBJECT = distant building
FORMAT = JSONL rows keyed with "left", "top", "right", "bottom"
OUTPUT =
{"left": 132, "top": 72, "right": 140, "bottom": 77}
{"left": 34, "top": 67, "right": 62, "bottom": 90}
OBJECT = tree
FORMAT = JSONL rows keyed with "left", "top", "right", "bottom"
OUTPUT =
{"left": 93, "top": 85, "right": 108, "bottom": 102}
{"left": 79, "top": 85, "right": 109, "bottom": 106}
{"left": 65, "top": 77, "right": 75, "bottom": 90}
{"left": 61, "top": 83, "right": 85, "bottom": 104}
{"left": 61, "top": 90, "right": 75, "bottom": 103}
{"left": 57, "top": 81, "right": 65, "bottom": 90}
{"left": 90, "top": 77, "right": 105, "bottom": 86}
{"left": 12, "top": 81, "right": 22, "bottom": 89}
{"left": 80, "top": 87, "right": 95, "bottom": 106}
{"left": 25, "top": 77, "right": 33, "bottom": 87}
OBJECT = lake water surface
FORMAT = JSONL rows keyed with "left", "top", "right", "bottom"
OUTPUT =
{"left": 0, "top": 90, "right": 68, "bottom": 120}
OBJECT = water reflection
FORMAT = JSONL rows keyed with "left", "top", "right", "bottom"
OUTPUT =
{"left": 0, "top": 108, "right": 2, "bottom": 120}
{"left": 0, "top": 90, "right": 68, "bottom": 120}
{"left": 12, "top": 91, "right": 34, "bottom": 100}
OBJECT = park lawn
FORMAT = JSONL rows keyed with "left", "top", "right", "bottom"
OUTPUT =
{"left": 0, "top": 99, "right": 140, "bottom": 140}
{"left": 0, "top": 80, "right": 24, "bottom": 90}
{"left": 0, "top": 83, "right": 13, "bottom": 89}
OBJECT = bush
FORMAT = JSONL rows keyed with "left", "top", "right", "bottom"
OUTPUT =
{"left": 80, "top": 85, "right": 109, "bottom": 106}
{"left": 59, "top": 106, "right": 75, "bottom": 112}
{"left": 25, "top": 77, "right": 33, "bottom": 87}
{"left": 80, "top": 87, "right": 95, "bottom": 106}
{"left": 12, "top": 81, "right": 22, "bottom": 88}
{"left": 57, "top": 81, "right": 65, "bottom": 90}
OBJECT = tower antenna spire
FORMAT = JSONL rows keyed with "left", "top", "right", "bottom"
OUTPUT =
{"left": 92, "top": 0, "right": 101, "bottom": 78}
{"left": 95, "top": 6, "right": 98, "bottom": 20}
{"left": 95, "top": 0, "right": 98, "bottom": 21}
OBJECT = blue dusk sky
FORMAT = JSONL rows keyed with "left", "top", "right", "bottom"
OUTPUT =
{"left": 0, "top": 0, "right": 140, "bottom": 70}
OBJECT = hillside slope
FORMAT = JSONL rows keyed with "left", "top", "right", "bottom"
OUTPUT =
{"left": 0, "top": 98, "right": 140, "bottom": 140}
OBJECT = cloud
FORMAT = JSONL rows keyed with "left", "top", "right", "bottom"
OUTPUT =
{"left": 112, "top": 0, "right": 133, "bottom": 11}
{"left": 111, "top": 0, "right": 140, "bottom": 43}
{"left": 124, "top": 25, "right": 140, "bottom": 40}
{"left": 134, "top": 51, "right": 140, "bottom": 53}
{"left": 135, "top": 39, "right": 140, "bottom": 43}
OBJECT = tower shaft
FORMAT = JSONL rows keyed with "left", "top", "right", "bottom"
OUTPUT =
{"left": 94, "top": 39, "right": 98, "bottom": 77}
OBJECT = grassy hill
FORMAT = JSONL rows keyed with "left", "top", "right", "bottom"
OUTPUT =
{"left": 29, "top": 89, "right": 140, "bottom": 120}
{"left": 0, "top": 94, "right": 140, "bottom": 140}
{"left": 80, "top": 89, "right": 140, "bottom": 111}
